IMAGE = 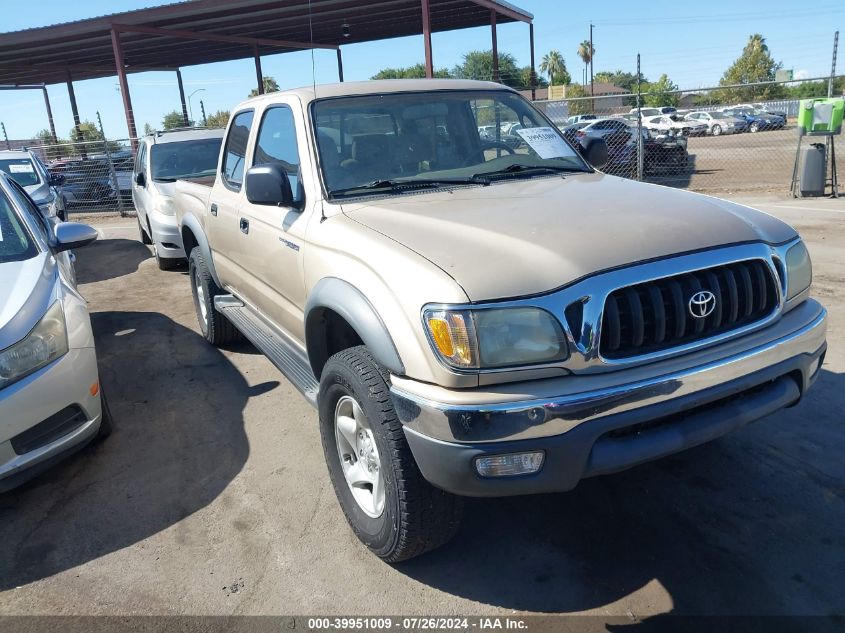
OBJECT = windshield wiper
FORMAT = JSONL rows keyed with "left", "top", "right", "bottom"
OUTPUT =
{"left": 472, "top": 163, "right": 590, "bottom": 180}
{"left": 153, "top": 176, "right": 177, "bottom": 182}
{"left": 330, "top": 176, "right": 489, "bottom": 197}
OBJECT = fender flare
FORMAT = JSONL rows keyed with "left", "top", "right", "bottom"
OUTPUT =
{"left": 305, "top": 277, "right": 405, "bottom": 377}
{"left": 180, "top": 213, "right": 222, "bottom": 287}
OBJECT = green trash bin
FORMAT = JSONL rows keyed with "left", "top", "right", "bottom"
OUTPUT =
{"left": 797, "top": 98, "right": 844, "bottom": 136}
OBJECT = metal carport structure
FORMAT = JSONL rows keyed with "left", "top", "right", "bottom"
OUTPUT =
{"left": 0, "top": 0, "right": 534, "bottom": 146}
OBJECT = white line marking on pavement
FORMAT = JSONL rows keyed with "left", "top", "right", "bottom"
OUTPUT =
{"left": 766, "top": 203, "right": 845, "bottom": 214}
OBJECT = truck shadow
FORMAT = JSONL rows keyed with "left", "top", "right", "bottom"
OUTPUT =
{"left": 0, "top": 311, "right": 253, "bottom": 590}
{"left": 75, "top": 238, "right": 152, "bottom": 284}
{"left": 397, "top": 368, "right": 845, "bottom": 619}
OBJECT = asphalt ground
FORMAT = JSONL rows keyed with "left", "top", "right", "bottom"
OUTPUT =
{"left": 1, "top": 195, "right": 843, "bottom": 630}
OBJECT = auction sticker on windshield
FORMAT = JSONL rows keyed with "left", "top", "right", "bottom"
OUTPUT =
{"left": 515, "top": 127, "right": 570, "bottom": 159}
{"left": 8, "top": 163, "right": 34, "bottom": 173}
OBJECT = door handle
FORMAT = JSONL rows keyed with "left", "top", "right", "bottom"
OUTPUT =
{"left": 210, "top": 203, "right": 218, "bottom": 216}
{"left": 239, "top": 218, "right": 249, "bottom": 234}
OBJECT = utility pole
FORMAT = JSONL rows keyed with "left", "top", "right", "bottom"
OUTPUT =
{"left": 829, "top": 30, "right": 839, "bottom": 98}
{"left": 97, "top": 111, "right": 126, "bottom": 216}
{"left": 1, "top": 122, "right": 9, "bottom": 149}
{"left": 200, "top": 100, "right": 208, "bottom": 126}
{"left": 636, "top": 54, "right": 643, "bottom": 182}
{"left": 589, "top": 23, "right": 594, "bottom": 98}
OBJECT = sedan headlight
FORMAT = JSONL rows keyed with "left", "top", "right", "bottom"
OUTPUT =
{"left": 424, "top": 307, "right": 568, "bottom": 369}
{"left": 158, "top": 196, "right": 176, "bottom": 216}
{"left": 785, "top": 240, "right": 812, "bottom": 300}
{"left": 0, "top": 301, "right": 68, "bottom": 390}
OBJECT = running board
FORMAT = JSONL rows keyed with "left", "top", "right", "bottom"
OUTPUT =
{"left": 214, "top": 295, "right": 319, "bottom": 407}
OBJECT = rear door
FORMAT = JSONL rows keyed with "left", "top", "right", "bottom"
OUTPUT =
{"left": 237, "top": 101, "right": 309, "bottom": 339}
{"left": 209, "top": 109, "right": 254, "bottom": 294}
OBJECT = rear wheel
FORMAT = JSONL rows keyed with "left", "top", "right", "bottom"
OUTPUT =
{"left": 319, "top": 346, "right": 463, "bottom": 562}
{"left": 711, "top": 124, "right": 722, "bottom": 136}
{"left": 188, "top": 247, "right": 241, "bottom": 345}
{"left": 749, "top": 121, "right": 760, "bottom": 133}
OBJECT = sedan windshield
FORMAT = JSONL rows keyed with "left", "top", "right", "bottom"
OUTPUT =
{"left": 313, "top": 90, "right": 589, "bottom": 198}
{"left": 0, "top": 159, "right": 40, "bottom": 187}
{"left": 0, "top": 188, "right": 37, "bottom": 263}
{"left": 150, "top": 138, "right": 223, "bottom": 181}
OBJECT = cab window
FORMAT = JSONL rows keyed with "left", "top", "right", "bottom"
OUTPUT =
{"left": 253, "top": 105, "right": 302, "bottom": 203}
{"left": 222, "top": 110, "right": 254, "bottom": 189}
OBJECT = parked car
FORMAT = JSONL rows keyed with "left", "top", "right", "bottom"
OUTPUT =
{"left": 566, "top": 114, "right": 598, "bottom": 124}
{"left": 0, "top": 172, "right": 111, "bottom": 492}
{"left": 559, "top": 121, "right": 591, "bottom": 145}
{"left": 720, "top": 106, "right": 785, "bottom": 132}
{"left": 684, "top": 111, "right": 748, "bottom": 135}
{"left": 173, "top": 79, "right": 825, "bottom": 562}
{"left": 49, "top": 158, "right": 117, "bottom": 207}
{"left": 644, "top": 132, "right": 689, "bottom": 174}
{"left": 132, "top": 128, "right": 224, "bottom": 270}
{"left": 0, "top": 149, "right": 66, "bottom": 221}
{"left": 629, "top": 107, "right": 662, "bottom": 118}
{"left": 748, "top": 103, "right": 788, "bottom": 118}
{"left": 643, "top": 114, "right": 708, "bottom": 136}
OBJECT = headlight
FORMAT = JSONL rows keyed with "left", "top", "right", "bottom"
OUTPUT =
{"left": 0, "top": 301, "right": 68, "bottom": 390}
{"left": 158, "top": 196, "right": 176, "bottom": 216}
{"left": 785, "top": 240, "right": 812, "bottom": 300}
{"left": 424, "top": 307, "right": 568, "bottom": 369}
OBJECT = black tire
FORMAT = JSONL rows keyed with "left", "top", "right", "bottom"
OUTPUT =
{"left": 154, "top": 244, "right": 181, "bottom": 271}
{"left": 319, "top": 346, "right": 463, "bottom": 562}
{"left": 138, "top": 217, "right": 152, "bottom": 244}
{"left": 97, "top": 385, "right": 113, "bottom": 439}
{"left": 711, "top": 124, "right": 722, "bottom": 136}
{"left": 749, "top": 121, "right": 760, "bottom": 133}
{"left": 188, "top": 247, "right": 241, "bottom": 345}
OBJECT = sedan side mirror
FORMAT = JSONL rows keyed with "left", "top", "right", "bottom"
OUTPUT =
{"left": 580, "top": 137, "right": 608, "bottom": 169}
{"left": 245, "top": 163, "right": 294, "bottom": 207}
{"left": 48, "top": 172, "right": 65, "bottom": 186}
{"left": 53, "top": 222, "right": 98, "bottom": 252}
{"left": 135, "top": 172, "right": 146, "bottom": 187}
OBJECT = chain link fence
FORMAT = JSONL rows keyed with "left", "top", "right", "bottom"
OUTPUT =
{"left": 533, "top": 77, "right": 844, "bottom": 195}
{"left": 24, "top": 138, "right": 138, "bottom": 217}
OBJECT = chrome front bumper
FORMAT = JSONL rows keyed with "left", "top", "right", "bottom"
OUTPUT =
{"left": 392, "top": 300, "right": 826, "bottom": 497}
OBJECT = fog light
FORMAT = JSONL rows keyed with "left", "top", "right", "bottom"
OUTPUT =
{"left": 475, "top": 452, "right": 544, "bottom": 478}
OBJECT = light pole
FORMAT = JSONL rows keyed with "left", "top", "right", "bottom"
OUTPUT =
{"left": 187, "top": 88, "right": 205, "bottom": 125}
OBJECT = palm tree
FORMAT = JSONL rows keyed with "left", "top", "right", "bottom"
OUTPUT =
{"left": 577, "top": 40, "right": 595, "bottom": 86}
{"left": 539, "top": 50, "right": 568, "bottom": 86}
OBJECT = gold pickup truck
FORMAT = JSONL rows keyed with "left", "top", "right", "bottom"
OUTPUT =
{"left": 173, "top": 79, "right": 826, "bottom": 562}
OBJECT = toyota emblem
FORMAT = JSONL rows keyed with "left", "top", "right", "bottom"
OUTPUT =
{"left": 688, "top": 290, "right": 716, "bottom": 319}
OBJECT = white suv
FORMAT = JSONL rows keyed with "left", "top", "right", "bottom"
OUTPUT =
{"left": 132, "top": 129, "right": 223, "bottom": 270}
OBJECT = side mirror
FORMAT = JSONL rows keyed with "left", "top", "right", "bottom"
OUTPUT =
{"left": 53, "top": 222, "right": 98, "bottom": 252}
{"left": 135, "top": 172, "right": 146, "bottom": 187}
{"left": 48, "top": 172, "right": 65, "bottom": 186}
{"left": 245, "top": 163, "right": 294, "bottom": 207}
{"left": 580, "top": 137, "right": 608, "bottom": 169}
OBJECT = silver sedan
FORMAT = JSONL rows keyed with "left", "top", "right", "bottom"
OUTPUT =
{"left": 0, "top": 172, "right": 110, "bottom": 491}
{"left": 685, "top": 111, "right": 748, "bottom": 135}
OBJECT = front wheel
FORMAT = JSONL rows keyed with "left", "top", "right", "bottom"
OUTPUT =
{"left": 711, "top": 124, "right": 722, "bottom": 136}
{"left": 749, "top": 121, "right": 760, "bottom": 133}
{"left": 319, "top": 346, "right": 463, "bottom": 562}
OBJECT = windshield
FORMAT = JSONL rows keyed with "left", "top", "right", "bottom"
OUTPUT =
{"left": 0, "top": 159, "right": 40, "bottom": 187}
{"left": 0, "top": 188, "right": 37, "bottom": 263}
{"left": 313, "top": 90, "right": 589, "bottom": 198}
{"left": 150, "top": 138, "right": 222, "bottom": 181}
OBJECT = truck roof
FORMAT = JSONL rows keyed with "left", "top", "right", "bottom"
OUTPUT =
{"left": 242, "top": 79, "right": 514, "bottom": 106}
{"left": 144, "top": 128, "right": 225, "bottom": 144}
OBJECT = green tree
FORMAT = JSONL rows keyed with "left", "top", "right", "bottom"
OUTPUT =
{"left": 715, "top": 34, "right": 787, "bottom": 103}
{"left": 249, "top": 76, "right": 280, "bottom": 97}
{"left": 143, "top": 123, "right": 155, "bottom": 135}
{"left": 452, "top": 50, "right": 526, "bottom": 89}
{"left": 539, "top": 50, "right": 570, "bottom": 86}
{"left": 594, "top": 70, "right": 645, "bottom": 93}
{"left": 371, "top": 64, "right": 451, "bottom": 79}
{"left": 643, "top": 74, "right": 680, "bottom": 107}
{"left": 521, "top": 66, "right": 548, "bottom": 90}
{"left": 66, "top": 121, "right": 120, "bottom": 155}
{"left": 577, "top": 40, "right": 595, "bottom": 86}
{"left": 162, "top": 110, "right": 190, "bottom": 130}
{"left": 565, "top": 83, "right": 591, "bottom": 115}
{"left": 206, "top": 110, "right": 231, "bottom": 128}
{"left": 35, "top": 128, "right": 65, "bottom": 160}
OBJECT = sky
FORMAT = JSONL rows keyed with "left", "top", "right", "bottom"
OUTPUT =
{"left": 0, "top": 0, "right": 842, "bottom": 140}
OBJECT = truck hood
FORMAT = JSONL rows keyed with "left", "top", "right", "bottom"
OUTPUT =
{"left": 0, "top": 253, "right": 58, "bottom": 349}
{"left": 341, "top": 173, "right": 797, "bottom": 302}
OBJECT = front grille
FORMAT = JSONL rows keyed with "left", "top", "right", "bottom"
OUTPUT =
{"left": 10, "top": 405, "right": 87, "bottom": 455}
{"left": 600, "top": 259, "right": 778, "bottom": 359}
